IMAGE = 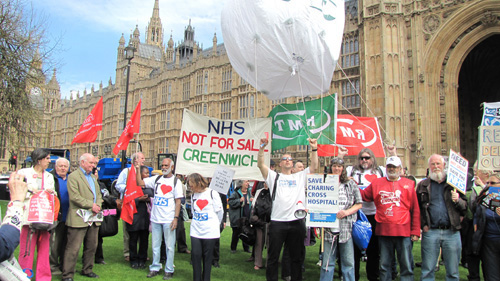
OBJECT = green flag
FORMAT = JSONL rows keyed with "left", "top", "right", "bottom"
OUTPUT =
{"left": 268, "top": 94, "right": 337, "bottom": 151}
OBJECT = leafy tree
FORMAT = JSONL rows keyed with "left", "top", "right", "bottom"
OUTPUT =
{"left": 0, "top": 0, "right": 58, "bottom": 157}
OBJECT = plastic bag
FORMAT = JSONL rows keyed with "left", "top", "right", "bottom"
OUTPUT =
{"left": 352, "top": 210, "right": 372, "bottom": 251}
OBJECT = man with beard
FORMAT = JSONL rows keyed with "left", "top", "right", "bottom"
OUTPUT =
{"left": 416, "top": 154, "right": 467, "bottom": 281}
{"left": 361, "top": 156, "right": 420, "bottom": 281}
{"left": 137, "top": 158, "right": 183, "bottom": 280}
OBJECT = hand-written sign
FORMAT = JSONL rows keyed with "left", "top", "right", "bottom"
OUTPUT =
{"left": 447, "top": 149, "right": 468, "bottom": 194}
{"left": 209, "top": 165, "right": 235, "bottom": 195}
{"left": 478, "top": 126, "right": 500, "bottom": 171}
{"left": 306, "top": 174, "right": 340, "bottom": 228}
{"left": 176, "top": 109, "right": 272, "bottom": 180}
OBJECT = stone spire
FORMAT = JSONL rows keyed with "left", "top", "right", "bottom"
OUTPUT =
{"left": 146, "top": 0, "right": 163, "bottom": 47}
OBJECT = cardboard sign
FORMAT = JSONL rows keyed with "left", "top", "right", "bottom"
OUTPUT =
{"left": 176, "top": 109, "right": 272, "bottom": 180}
{"left": 446, "top": 149, "right": 468, "bottom": 194}
{"left": 478, "top": 126, "right": 500, "bottom": 171}
{"left": 27, "top": 191, "right": 55, "bottom": 224}
{"left": 209, "top": 165, "right": 235, "bottom": 195}
{"left": 481, "top": 102, "right": 500, "bottom": 126}
{"left": 306, "top": 174, "right": 341, "bottom": 228}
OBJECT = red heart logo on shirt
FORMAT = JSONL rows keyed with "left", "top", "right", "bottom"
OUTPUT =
{"left": 160, "top": 185, "right": 172, "bottom": 195}
{"left": 364, "top": 174, "right": 378, "bottom": 183}
{"left": 196, "top": 199, "right": 209, "bottom": 210}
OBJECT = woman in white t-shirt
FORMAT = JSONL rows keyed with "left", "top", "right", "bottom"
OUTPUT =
{"left": 188, "top": 173, "right": 223, "bottom": 281}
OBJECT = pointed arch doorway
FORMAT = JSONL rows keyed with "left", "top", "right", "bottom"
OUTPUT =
{"left": 458, "top": 34, "right": 500, "bottom": 164}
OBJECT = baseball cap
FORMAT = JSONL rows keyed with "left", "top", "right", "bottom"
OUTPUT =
{"left": 386, "top": 156, "right": 402, "bottom": 167}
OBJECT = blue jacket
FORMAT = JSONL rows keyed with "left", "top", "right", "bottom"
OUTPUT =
{"left": 0, "top": 224, "right": 20, "bottom": 263}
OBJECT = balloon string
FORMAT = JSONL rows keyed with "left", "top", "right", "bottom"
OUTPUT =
{"left": 335, "top": 62, "right": 393, "bottom": 146}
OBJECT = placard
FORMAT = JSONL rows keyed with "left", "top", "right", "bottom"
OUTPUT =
{"left": 447, "top": 149, "right": 468, "bottom": 194}
{"left": 306, "top": 174, "right": 341, "bottom": 228}
{"left": 209, "top": 165, "right": 235, "bottom": 195}
{"left": 478, "top": 126, "right": 500, "bottom": 171}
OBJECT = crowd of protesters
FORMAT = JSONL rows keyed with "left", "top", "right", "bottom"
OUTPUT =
{"left": 1, "top": 143, "right": 499, "bottom": 281}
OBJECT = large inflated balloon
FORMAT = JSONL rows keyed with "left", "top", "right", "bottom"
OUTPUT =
{"left": 221, "top": 0, "right": 345, "bottom": 100}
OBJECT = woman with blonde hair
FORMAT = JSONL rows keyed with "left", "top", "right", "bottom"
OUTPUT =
{"left": 188, "top": 173, "right": 223, "bottom": 281}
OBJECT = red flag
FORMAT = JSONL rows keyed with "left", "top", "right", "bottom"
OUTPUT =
{"left": 318, "top": 115, "right": 385, "bottom": 158}
{"left": 120, "top": 165, "right": 144, "bottom": 225}
{"left": 113, "top": 100, "right": 141, "bottom": 155}
{"left": 71, "top": 97, "right": 103, "bottom": 144}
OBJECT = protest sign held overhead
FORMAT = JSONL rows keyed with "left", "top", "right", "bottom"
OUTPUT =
{"left": 268, "top": 95, "right": 337, "bottom": 151}
{"left": 176, "top": 109, "right": 272, "bottom": 180}
{"left": 481, "top": 102, "right": 500, "bottom": 126}
{"left": 317, "top": 115, "right": 385, "bottom": 157}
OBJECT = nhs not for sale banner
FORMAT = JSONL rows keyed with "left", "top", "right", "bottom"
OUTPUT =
{"left": 176, "top": 109, "right": 272, "bottom": 181}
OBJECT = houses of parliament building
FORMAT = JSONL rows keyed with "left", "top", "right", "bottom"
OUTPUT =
{"left": 6, "top": 0, "right": 500, "bottom": 176}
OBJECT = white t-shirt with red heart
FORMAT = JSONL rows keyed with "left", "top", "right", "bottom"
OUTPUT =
{"left": 144, "top": 175, "right": 184, "bottom": 224}
{"left": 190, "top": 188, "right": 223, "bottom": 239}
{"left": 346, "top": 166, "right": 386, "bottom": 215}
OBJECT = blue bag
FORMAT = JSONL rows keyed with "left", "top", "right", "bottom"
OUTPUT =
{"left": 352, "top": 209, "right": 372, "bottom": 251}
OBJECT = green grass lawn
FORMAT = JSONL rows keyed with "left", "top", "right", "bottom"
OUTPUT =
{"left": 1, "top": 201, "right": 471, "bottom": 280}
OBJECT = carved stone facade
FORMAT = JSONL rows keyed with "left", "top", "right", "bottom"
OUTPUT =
{"left": 42, "top": 0, "right": 500, "bottom": 176}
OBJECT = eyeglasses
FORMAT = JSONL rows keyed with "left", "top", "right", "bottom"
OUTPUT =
{"left": 360, "top": 156, "right": 371, "bottom": 160}
{"left": 486, "top": 181, "right": 500, "bottom": 185}
{"left": 281, "top": 157, "right": 293, "bottom": 161}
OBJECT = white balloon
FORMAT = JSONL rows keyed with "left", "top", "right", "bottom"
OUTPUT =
{"left": 221, "top": 0, "right": 345, "bottom": 100}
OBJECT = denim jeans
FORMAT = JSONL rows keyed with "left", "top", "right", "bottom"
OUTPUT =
{"left": 378, "top": 236, "right": 413, "bottom": 281}
{"left": 420, "top": 229, "right": 461, "bottom": 281}
{"left": 150, "top": 222, "right": 176, "bottom": 273}
{"left": 320, "top": 236, "right": 355, "bottom": 281}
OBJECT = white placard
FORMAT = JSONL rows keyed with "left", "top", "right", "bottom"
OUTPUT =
{"left": 209, "top": 165, "right": 235, "bottom": 195}
{"left": 447, "top": 149, "right": 468, "bottom": 194}
{"left": 306, "top": 174, "right": 341, "bottom": 228}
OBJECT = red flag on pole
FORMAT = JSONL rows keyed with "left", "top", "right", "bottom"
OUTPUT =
{"left": 71, "top": 97, "right": 103, "bottom": 144}
{"left": 120, "top": 165, "right": 144, "bottom": 225}
{"left": 317, "top": 115, "right": 386, "bottom": 158}
{"left": 113, "top": 99, "right": 141, "bottom": 155}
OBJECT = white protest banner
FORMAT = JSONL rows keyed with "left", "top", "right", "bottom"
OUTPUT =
{"left": 306, "top": 174, "right": 341, "bottom": 228}
{"left": 209, "top": 165, "right": 235, "bottom": 195}
{"left": 478, "top": 126, "right": 500, "bottom": 170}
{"left": 176, "top": 109, "right": 272, "bottom": 180}
{"left": 481, "top": 102, "right": 500, "bottom": 126}
{"left": 446, "top": 149, "right": 468, "bottom": 194}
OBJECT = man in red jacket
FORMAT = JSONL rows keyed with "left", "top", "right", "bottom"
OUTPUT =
{"left": 361, "top": 156, "right": 420, "bottom": 281}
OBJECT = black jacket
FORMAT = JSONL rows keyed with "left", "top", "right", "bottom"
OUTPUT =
{"left": 416, "top": 177, "right": 467, "bottom": 231}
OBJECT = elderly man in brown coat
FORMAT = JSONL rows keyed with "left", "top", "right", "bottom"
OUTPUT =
{"left": 61, "top": 153, "right": 103, "bottom": 281}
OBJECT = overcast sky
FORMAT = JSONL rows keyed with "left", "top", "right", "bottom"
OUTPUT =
{"left": 31, "top": 0, "right": 226, "bottom": 99}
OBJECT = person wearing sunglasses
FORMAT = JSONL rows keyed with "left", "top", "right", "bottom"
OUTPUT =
{"left": 337, "top": 145, "right": 397, "bottom": 281}
{"left": 472, "top": 173, "right": 500, "bottom": 281}
{"left": 257, "top": 137, "right": 318, "bottom": 281}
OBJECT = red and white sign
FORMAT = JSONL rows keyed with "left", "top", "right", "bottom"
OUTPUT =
{"left": 318, "top": 115, "right": 385, "bottom": 157}
{"left": 27, "top": 191, "right": 55, "bottom": 224}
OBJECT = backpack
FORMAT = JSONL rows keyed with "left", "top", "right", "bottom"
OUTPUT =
{"left": 253, "top": 174, "right": 279, "bottom": 223}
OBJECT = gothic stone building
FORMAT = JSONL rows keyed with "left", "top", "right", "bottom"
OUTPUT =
{"left": 33, "top": 0, "right": 500, "bottom": 176}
